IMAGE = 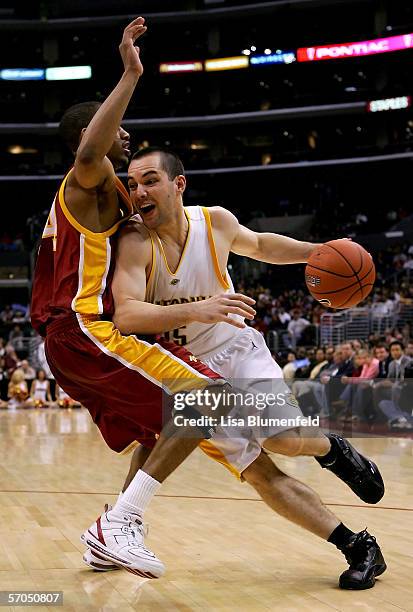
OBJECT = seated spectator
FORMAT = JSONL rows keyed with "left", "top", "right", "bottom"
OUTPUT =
{"left": 340, "top": 350, "right": 379, "bottom": 422}
{"left": 375, "top": 343, "right": 391, "bottom": 379}
{"left": 405, "top": 341, "right": 413, "bottom": 359}
{"left": 4, "top": 344, "right": 19, "bottom": 377}
{"left": 20, "top": 359, "right": 36, "bottom": 385}
{"left": 377, "top": 341, "right": 413, "bottom": 431}
{"left": 287, "top": 310, "right": 310, "bottom": 347}
{"left": 8, "top": 369, "right": 29, "bottom": 408}
{"left": 0, "top": 305, "right": 14, "bottom": 325}
{"left": 311, "top": 344, "right": 355, "bottom": 416}
{"left": 292, "top": 348, "right": 332, "bottom": 413}
{"left": 282, "top": 351, "right": 297, "bottom": 385}
{"left": 8, "top": 325, "right": 25, "bottom": 356}
{"left": 341, "top": 350, "right": 379, "bottom": 386}
{"left": 30, "top": 369, "right": 52, "bottom": 407}
{"left": 55, "top": 384, "right": 81, "bottom": 408}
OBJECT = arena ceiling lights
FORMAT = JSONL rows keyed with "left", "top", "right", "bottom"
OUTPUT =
{"left": 160, "top": 61, "right": 203, "bottom": 74}
{"left": 298, "top": 32, "right": 413, "bottom": 62}
{"left": 159, "top": 31, "right": 413, "bottom": 75}
{"left": 205, "top": 56, "right": 249, "bottom": 71}
{"left": 0, "top": 66, "right": 92, "bottom": 81}
{"left": 159, "top": 52, "right": 296, "bottom": 74}
{"left": 250, "top": 52, "right": 296, "bottom": 65}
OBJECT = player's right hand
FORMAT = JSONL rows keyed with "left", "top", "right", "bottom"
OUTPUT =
{"left": 189, "top": 293, "right": 256, "bottom": 329}
{"left": 119, "top": 17, "right": 147, "bottom": 77}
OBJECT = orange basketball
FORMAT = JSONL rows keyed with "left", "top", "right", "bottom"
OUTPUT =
{"left": 305, "top": 239, "right": 375, "bottom": 309}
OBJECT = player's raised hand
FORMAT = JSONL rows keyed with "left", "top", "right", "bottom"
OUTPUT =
{"left": 189, "top": 293, "right": 256, "bottom": 329}
{"left": 119, "top": 17, "right": 147, "bottom": 77}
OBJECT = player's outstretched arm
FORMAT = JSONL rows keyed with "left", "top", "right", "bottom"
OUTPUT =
{"left": 210, "top": 206, "right": 318, "bottom": 265}
{"left": 74, "top": 17, "right": 147, "bottom": 189}
{"left": 112, "top": 226, "right": 256, "bottom": 335}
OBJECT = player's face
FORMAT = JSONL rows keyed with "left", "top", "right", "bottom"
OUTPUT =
{"left": 107, "top": 126, "right": 131, "bottom": 169}
{"left": 128, "top": 154, "right": 185, "bottom": 229}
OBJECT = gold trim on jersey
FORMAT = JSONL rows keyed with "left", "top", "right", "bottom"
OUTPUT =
{"left": 154, "top": 208, "right": 191, "bottom": 276}
{"left": 202, "top": 207, "right": 230, "bottom": 290}
{"left": 120, "top": 440, "right": 140, "bottom": 456}
{"left": 71, "top": 233, "right": 111, "bottom": 315}
{"left": 77, "top": 316, "right": 216, "bottom": 395}
{"left": 199, "top": 440, "right": 241, "bottom": 480}
{"left": 146, "top": 230, "right": 156, "bottom": 286}
{"left": 59, "top": 169, "right": 133, "bottom": 239}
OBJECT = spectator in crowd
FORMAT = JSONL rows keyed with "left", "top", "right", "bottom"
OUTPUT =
{"left": 315, "top": 344, "right": 354, "bottom": 416}
{"left": 36, "top": 340, "right": 55, "bottom": 398}
{"left": 375, "top": 343, "right": 392, "bottom": 379}
{"left": 292, "top": 347, "right": 331, "bottom": 413}
{"left": 405, "top": 341, "right": 413, "bottom": 359}
{"left": 270, "top": 307, "right": 291, "bottom": 330}
{"left": 4, "top": 344, "right": 19, "bottom": 377}
{"left": 340, "top": 349, "right": 379, "bottom": 423}
{"left": 0, "top": 338, "right": 5, "bottom": 359}
{"left": 287, "top": 310, "right": 310, "bottom": 347}
{"left": 30, "top": 369, "right": 52, "bottom": 407}
{"left": 0, "top": 305, "right": 14, "bottom": 325}
{"left": 0, "top": 356, "right": 6, "bottom": 402}
{"left": 377, "top": 342, "right": 413, "bottom": 431}
{"left": 7, "top": 368, "right": 29, "bottom": 408}
{"left": 282, "top": 351, "right": 297, "bottom": 384}
{"left": 8, "top": 324, "right": 25, "bottom": 355}
{"left": 351, "top": 339, "right": 363, "bottom": 352}
{"left": 387, "top": 341, "right": 411, "bottom": 380}
{"left": 55, "top": 383, "right": 80, "bottom": 408}
{"left": 20, "top": 359, "right": 36, "bottom": 384}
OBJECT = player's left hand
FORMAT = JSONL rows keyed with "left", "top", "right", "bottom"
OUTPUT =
{"left": 119, "top": 17, "right": 147, "bottom": 78}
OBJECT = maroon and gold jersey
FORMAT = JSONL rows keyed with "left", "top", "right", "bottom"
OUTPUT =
{"left": 31, "top": 169, "right": 133, "bottom": 337}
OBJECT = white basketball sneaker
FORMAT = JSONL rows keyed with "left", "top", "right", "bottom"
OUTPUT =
{"left": 81, "top": 508, "right": 164, "bottom": 579}
{"left": 83, "top": 548, "right": 119, "bottom": 571}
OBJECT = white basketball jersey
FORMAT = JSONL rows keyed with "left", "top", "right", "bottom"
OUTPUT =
{"left": 146, "top": 206, "right": 242, "bottom": 359}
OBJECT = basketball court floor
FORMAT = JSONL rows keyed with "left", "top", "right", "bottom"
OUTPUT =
{"left": 0, "top": 408, "right": 411, "bottom": 611}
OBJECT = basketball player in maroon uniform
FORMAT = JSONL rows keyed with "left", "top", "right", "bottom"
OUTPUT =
{"left": 30, "top": 17, "right": 255, "bottom": 579}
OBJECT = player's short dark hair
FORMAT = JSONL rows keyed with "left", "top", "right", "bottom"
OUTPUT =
{"left": 59, "top": 101, "right": 102, "bottom": 153}
{"left": 389, "top": 340, "right": 404, "bottom": 350}
{"left": 131, "top": 146, "right": 185, "bottom": 180}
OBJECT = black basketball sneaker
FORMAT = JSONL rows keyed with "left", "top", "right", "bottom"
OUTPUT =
{"left": 339, "top": 530, "right": 387, "bottom": 589}
{"left": 316, "top": 433, "right": 384, "bottom": 504}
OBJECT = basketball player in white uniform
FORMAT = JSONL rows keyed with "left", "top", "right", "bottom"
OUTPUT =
{"left": 84, "top": 148, "right": 386, "bottom": 589}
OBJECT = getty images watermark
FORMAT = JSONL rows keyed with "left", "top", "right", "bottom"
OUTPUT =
{"left": 171, "top": 387, "right": 320, "bottom": 430}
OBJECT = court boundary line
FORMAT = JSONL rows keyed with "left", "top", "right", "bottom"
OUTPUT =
{"left": 0, "top": 489, "right": 411, "bottom": 511}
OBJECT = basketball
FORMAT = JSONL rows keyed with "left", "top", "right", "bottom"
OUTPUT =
{"left": 305, "top": 239, "right": 376, "bottom": 309}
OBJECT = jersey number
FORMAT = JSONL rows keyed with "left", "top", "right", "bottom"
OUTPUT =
{"left": 164, "top": 326, "right": 187, "bottom": 346}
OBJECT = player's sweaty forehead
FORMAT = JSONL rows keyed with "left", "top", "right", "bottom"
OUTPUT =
{"left": 128, "top": 154, "right": 165, "bottom": 181}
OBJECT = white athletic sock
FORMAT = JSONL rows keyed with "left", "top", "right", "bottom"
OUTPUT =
{"left": 111, "top": 470, "right": 161, "bottom": 518}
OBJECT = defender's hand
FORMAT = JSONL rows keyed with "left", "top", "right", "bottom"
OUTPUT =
{"left": 188, "top": 294, "right": 256, "bottom": 329}
{"left": 119, "top": 17, "right": 147, "bottom": 77}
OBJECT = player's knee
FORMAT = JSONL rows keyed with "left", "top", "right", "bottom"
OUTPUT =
{"left": 242, "top": 451, "right": 285, "bottom": 489}
{"left": 264, "top": 428, "right": 305, "bottom": 457}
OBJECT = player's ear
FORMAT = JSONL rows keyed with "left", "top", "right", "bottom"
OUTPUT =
{"left": 78, "top": 127, "right": 87, "bottom": 147}
{"left": 175, "top": 175, "right": 186, "bottom": 194}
